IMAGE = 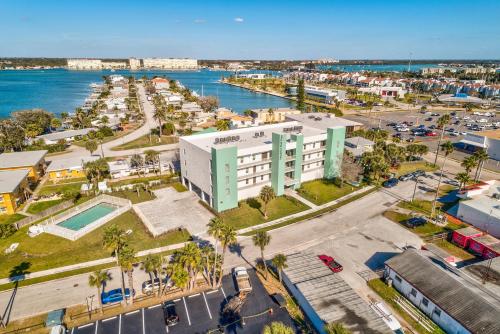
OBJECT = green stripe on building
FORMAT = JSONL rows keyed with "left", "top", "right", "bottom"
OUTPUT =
{"left": 324, "top": 127, "right": 346, "bottom": 179}
{"left": 271, "top": 132, "right": 287, "bottom": 196}
{"left": 211, "top": 146, "right": 238, "bottom": 212}
{"left": 291, "top": 133, "right": 304, "bottom": 190}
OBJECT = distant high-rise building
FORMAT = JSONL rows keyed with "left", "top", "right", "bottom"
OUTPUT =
{"left": 129, "top": 58, "right": 141, "bottom": 70}
{"left": 67, "top": 59, "right": 102, "bottom": 70}
{"left": 142, "top": 58, "right": 198, "bottom": 70}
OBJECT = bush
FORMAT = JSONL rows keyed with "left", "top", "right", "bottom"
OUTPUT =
{"left": 0, "top": 224, "right": 17, "bottom": 239}
{"left": 98, "top": 126, "right": 114, "bottom": 137}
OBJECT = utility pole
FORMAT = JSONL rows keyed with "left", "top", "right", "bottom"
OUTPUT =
{"left": 412, "top": 175, "right": 420, "bottom": 202}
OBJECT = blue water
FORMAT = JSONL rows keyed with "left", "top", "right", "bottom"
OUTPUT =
{"left": 317, "top": 63, "right": 438, "bottom": 72}
{"left": 0, "top": 69, "right": 293, "bottom": 117}
{"left": 57, "top": 203, "right": 116, "bottom": 231}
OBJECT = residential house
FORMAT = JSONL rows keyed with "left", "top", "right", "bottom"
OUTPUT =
{"left": 46, "top": 156, "right": 99, "bottom": 181}
{"left": 0, "top": 169, "right": 30, "bottom": 215}
{"left": 0, "top": 150, "right": 47, "bottom": 182}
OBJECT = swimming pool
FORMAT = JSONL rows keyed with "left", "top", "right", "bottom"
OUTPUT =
{"left": 57, "top": 203, "right": 117, "bottom": 231}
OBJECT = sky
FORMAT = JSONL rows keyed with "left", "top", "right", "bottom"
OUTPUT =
{"left": 0, "top": 0, "right": 499, "bottom": 60}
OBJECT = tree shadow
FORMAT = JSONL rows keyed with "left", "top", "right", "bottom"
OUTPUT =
{"left": 3, "top": 262, "right": 31, "bottom": 326}
{"left": 246, "top": 198, "right": 261, "bottom": 211}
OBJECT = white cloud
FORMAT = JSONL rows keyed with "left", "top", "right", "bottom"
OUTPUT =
{"left": 234, "top": 17, "right": 244, "bottom": 23}
{"left": 194, "top": 19, "right": 206, "bottom": 24}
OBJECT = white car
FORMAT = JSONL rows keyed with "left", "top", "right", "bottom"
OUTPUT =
{"left": 397, "top": 127, "right": 409, "bottom": 132}
{"left": 477, "top": 118, "right": 488, "bottom": 123}
{"left": 463, "top": 116, "right": 471, "bottom": 120}
{"left": 473, "top": 111, "right": 483, "bottom": 116}
{"left": 450, "top": 131, "right": 460, "bottom": 136}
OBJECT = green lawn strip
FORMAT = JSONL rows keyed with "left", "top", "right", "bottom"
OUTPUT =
{"left": 398, "top": 199, "right": 435, "bottom": 215}
{"left": 112, "top": 189, "right": 156, "bottom": 204}
{"left": 0, "top": 213, "right": 26, "bottom": 225}
{"left": 393, "top": 162, "right": 437, "bottom": 177}
{"left": 108, "top": 174, "right": 175, "bottom": 188}
{"left": 241, "top": 187, "right": 377, "bottom": 236}
{"left": 432, "top": 239, "right": 476, "bottom": 260}
{"left": 38, "top": 182, "right": 85, "bottom": 196}
{"left": 383, "top": 210, "right": 463, "bottom": 237}
{"left": 297, "top": 179, "right": 359, "bottom": 205}
{"left": 220, "top": 196, "right": 310, "bottom": 230}
{"left": 111, "top": 134, "right": 178, "bottom": 151}
{"left": 45, "top": 177, "right": 88, "bottom": 185}
{"left": 0, "top": 210, "right": 190, "bottom": 278}
{"left": 171, "top": 182, "right": 188, "bottom": 192}
{"left": 26, "top": 199, "right": 66, "bottom": 214}
{"left": 367, "top": 278, "right": 445, "bottom": 334}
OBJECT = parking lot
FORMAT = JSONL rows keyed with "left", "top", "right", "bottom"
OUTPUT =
{"left": 71, "top": 270, "right": 295, "bottom": 334}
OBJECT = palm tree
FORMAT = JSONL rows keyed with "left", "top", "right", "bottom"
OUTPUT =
{"left": 455, "top": 172, "right": 471, "bottom": 191}
{"left": 433, "top": 114, "right": 450, "bottom": 165}
{"left": 262, "top": 322, "right": 294, "bottom": 334}
{"left": 177, "top": 242, "right": 202, "bottom": 291}
{"left": 461, "top": 156, "right": 478, "bottom": 177}
{"left": 85, "top": 139, "right": 98, "bottom": 156}
{"left": 144, "top": 149, "right": 160, "bottom": 174}
{"left": 88, "top": 270, "right": 110, "bottom": 314}
{"left": 141, "top": 255, "right": 157, "bottom": 287}
{"left": 169, "top": 262, "right": 189, "bottom": 291}
{"left": 473, "top": 149, "right": 489, "bottom": 182}
{"left": 253, "top": 231, "right": 271, "bottom": 279}
{"left": 153, "top": 107, "right": 166, "bottom": 137}
{"left": 215, "top": 119, "right": 230, "bottom": 131}
{"left": 217, "top": 224, "right": 237, "bottom": 287}
{"left": 103, "top": 225, "right": 128, "bottom": 265}
{"left": 431, "top": 141, "right": 454, "bottom": 217}
{"left": 207, "top": 217, "right": 224, "bottom": 288}
{"left": 130, "top": 154, "right": 144, "bottom": 177}
{"left": 118, "top": 246, "right": 136, "bottom": 305}
{"left": 272, "top": 254, "right": 287, "bottom": 283}
{"left": 325, "top": 323, "right": 352, "bottom": 334}
{"left": 260, "top": 186, "right": 276, "bottom": 219}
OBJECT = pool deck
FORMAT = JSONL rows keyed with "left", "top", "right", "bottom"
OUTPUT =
{"left": 41, "top": 194, "right": 131, "bottom": 241}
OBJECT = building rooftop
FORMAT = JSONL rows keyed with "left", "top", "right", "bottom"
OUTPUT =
{"left": 285, "top": 112, "right": 362, "bottom": 130}
{"left": 250, "top": 107, "right": 301, "bottom": 114}
{"left": 472, "top": 234, "right": 500, "bottom": 246}
{"left": 283, "top": 252, "right": 391, "bottom": 333}
{"left": 0, "top": 150, "right": 47, "bottom": 169}
{"left": 385, "top": 249, "right": 500, "bottom": 334}
{"left": 36, "top": 128, "right": 95, "bottom": 142}
{"left": 46, "top": 156, "right": 99, "bottom": 172}
{"left": 0, "top": 169, "right": 29, "bottom": 193}
{"left": 474, "top": 130, "right": 500, "bottom": 140}
{"left": 454, "top": 226, "right": 483, "bottom": 237}
{"left": 345, "top": 136, "right": 375, "bottom": 147}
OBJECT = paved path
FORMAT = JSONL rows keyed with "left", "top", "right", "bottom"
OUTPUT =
{"left": 285, "top": 188, "right": 318, "bottom": 209}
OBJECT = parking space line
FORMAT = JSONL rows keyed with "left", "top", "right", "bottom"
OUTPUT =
{"left": 118, "top": 314, "right": 122, "bottom": 334}
{"left": 165, "top": 325, "right": 169, "bottom": 333}
{"left": 173, "top": 298, "right": 181, "bottom": 302}
{"left": 78, "top": 323, "right": 93, "bottom": 329}
{"left": 202, "top": 292, "right": 213, "bottom": 319}
{"left": 126, "top": 310, "right": 140, "bottom": 315}
{"left": 206, "top": 289, "right": 219, "bottom": 294}
{"left": 220, "top": 286, "right": 227, "bottom": 301}
{"left": 148, "top": 304, "right": 162, "bottom": 309}
{"left": 188, "top": 293, "right": 200, "bottom": 298}
{"left": 71, "top": 328, "right": 74, "bottom": 334}
{"left": 182, "top": 297, "right": 191, "bottom": 326}
{"left": 142, "top": 308, "right": 145, "bottom": 334}
{"left": 94, "top": 321, "right": 98, "bottom": 334}
{"left": 102, "top": 316, "right": 116, "bottom": 322}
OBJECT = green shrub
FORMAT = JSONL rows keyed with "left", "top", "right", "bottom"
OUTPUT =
{"left": 0, "top": 224, "right": 17, "bottom": 239}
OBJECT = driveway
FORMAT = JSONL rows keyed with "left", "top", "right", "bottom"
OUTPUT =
{"left": 133, "top": 188, "right": 214, "bottom": 236}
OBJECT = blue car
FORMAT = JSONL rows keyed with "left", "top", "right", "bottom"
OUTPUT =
{"left": 382, "top": 178, "right": 399, "bottom": 188}
{"left": 101, "top": 288, "right": 133, "bottom": 304}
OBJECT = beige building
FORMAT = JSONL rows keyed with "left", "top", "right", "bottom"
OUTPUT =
{"left": 142, "top": 58, "right": 198, "bottom": 70}
{"left": 129, "top": 58, "right": 141, "bottom": 70}
{"left": 251, "top": 107, "right": 301, "bottom": 123}
{"left": 101, "top": 61, "right": 128, "bottom": 69}
{"left": 67, "top": 59, "right": 102, "bottom": 70}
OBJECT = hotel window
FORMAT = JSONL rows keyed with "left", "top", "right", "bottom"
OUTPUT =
{"left": 225, "top": 163, "right": 230, "bottom": 172}
{"left": 261, "top": 175, "right": 264, "bottom": 181}
{"left": 395, "top": 275, "right": 402, "bottom": 283}
{"left": 225, "top": 188, "right": 230, "bottom": 195}
{"left": 246, "top": 168, "right": 249, "bottom": 173}
{"left": 316, "top": 162, "right": 320, "bottom": 166}
{"left": 433, "top": 308, "right": 441, "bottom": 318}
{"left": 240, "top": 157, "right": 244, "bottom": 163}
{"left": 246, "top": 179, "right": 249, "bottom": 185}
{"left": 252, "top": 154, "right": 256, "bottom": 161}
{"left": 410, "top": 288, "right": 417, "bottom": 297}
{"left": 422, "top": 298, "right": 429, "bottom": 307}
{"left": 261, "top": 165, "right": 264, "bottom": 170}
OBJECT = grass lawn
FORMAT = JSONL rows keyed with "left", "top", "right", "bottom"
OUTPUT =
{"left": 433, "top": 239, "right": 476, "bottom": 260}
{"left": 171, "top": 182, "right": 187, "bottom": 192}
{"left": 220, "top": 196, "right": 309, "bottom": 230}
{"left": 398, "top": 199, "right": 435, "bottom": 215}
{"left": 383, "top": 210, "right": 463, "bottom": 237}
{"left": 393, "top": 162, "right": 437, "bottom": 177}
{"left": 111, "top": 134, "right": 178, "bottom": 151}
{"left": 112, "top": 189, "right": 156, "bottom": 204}
{"left": 45, "top": 177, "right": 88, "bottom": 186}
{"left": 297, "top": 179, "right": 359, "bottom": 205}
{"left": 368, "top": 278, "right": 445, "bottom": 334}
{"left": 0, "top": 214, "right": 26, "bottom": 225}
{"left": 26, "top": 199, "right": 66, "bottom": 214}
{"left": 108, "top": 174, "right": 175, "bottom": 188}
{"left": 38, "top": 182, "right": 85, "bottom": 196}
{"left": 0, "top": 210, "right": 190, "bottom": 279}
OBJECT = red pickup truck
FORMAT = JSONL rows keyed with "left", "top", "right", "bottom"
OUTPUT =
{"left": 318, "top": 255, "right": 343, "bottom": 273}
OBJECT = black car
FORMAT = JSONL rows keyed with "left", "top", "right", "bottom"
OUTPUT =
{"left": 424, "top": 117, "right": 433, "bottom": 121}
{"left": 382, "top": 178, "right": 399, "bottom": 188}
{"left": 399, "top": 174, "right": 413, "bottom": 181}
{"left": 406, "top": 137, "right": 415, "bottom": 142}
{"left": 386, "top": 122, "right": 397, "bottom": 127}
{"left": 412, "top": 170, "right": 426, "bottom": 178}
{"left": 163, "top": 301, "right": 179, "bottom": 326}
{"left": 402, "top": 217, "right": 426, "bottom": 228}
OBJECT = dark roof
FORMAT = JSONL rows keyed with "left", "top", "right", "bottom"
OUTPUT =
{"left": 454, "top": 226, "right": 482, "bottom": 237}
{"left": 385, "top": 250, "right": 500, "bottom": 334}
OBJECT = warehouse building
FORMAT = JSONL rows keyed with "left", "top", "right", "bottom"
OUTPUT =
{"left": 180, "top": 113, "right": 356, "bottom": 212}
{"left": 281, "top": 252, "right": 392, "bottom": 334}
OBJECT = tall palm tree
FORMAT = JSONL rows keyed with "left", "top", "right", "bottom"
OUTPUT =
{"left": 461, "top": 156, "right": 478, "bottom": 177}
{"left": 217, "top": 224, "right": 237, "bottom": 287}
{"left": 207, "top": 217, "right": 224, "bottom": 288}
{"left": 85, "top": 139, "right": 98, "bottom": 156}
{"left": 455, "top": 172, "right": 471, "bottom": 191}
{"left": 431, "top": 141, "right": 454, "bottom": 217}
{"left": 260, "top": 186, "right": 276, "bottom": 219}
{"left": 144, "top": 149, "right": 160, "bottom": 174}
{"left": 153, "top": 107, "right": 166, "bottom": 137}
{"left": 130, "top": 154, "right": 144, "bottom": 177}
{"left": 141, "top": 256, "right": 157, "bottom": 286}
{"left": 88, "top": 270, "right": 110, "bottom": 314}
{"left": 325, "top": 323, "right": 352, "bottom": 334}
{"left": 169, "top": 262, "right": 189, "bottom": 291}
{"left": 473, "top": 149, "right": 489, "bottom": 182}
{"left": 102, "top": 225, "right": 128, "bottom": 265}
{"left": 272, "top": 254, "right": 287, "bottom": 283}
{"left": 253, "top": 231, "right": 271, "bottom": 279}
{"left": 178, "top": 243, "right": 202, "bottom": 291}
{"left": 215, "top": 119, "right": 230, "bottom": 131}
{"left": 262, "top": 322, "right": 294, "bottom": 334}
{"left": 118, "top": 246, "right": 136, "bottom": 305}
{"left": 433, "top": 114, "right": 450, "bottom": 165}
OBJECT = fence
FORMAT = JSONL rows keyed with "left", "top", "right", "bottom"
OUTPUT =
{"left": 41, "top": 194, "right": 132, "bottom": 241}
{"left": 15, "top": 199, "right": 74, "bottom": 229}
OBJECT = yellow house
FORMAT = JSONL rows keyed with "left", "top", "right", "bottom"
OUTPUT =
{"left": 251, "top": 107, "right": 301, "bottom": 123}
{"left": 46, "top": 156, "right": 98, "bottom": 181}
{"left": 0, "top": 169, "right": 30, "bottom": 215}
{"left": 0, "top": 150, "right": 47, "bottom": 182}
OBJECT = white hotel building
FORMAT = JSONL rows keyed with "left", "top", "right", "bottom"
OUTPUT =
{"left": 67, "top": 59, "right": 103, "bottom": 70}
{"left": 180, "top": 113, "right": 361, "bottom": 212}
{"left": 142, "top": 58, "right": 198, "bottom": 70}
